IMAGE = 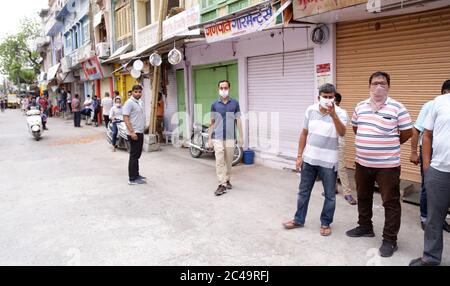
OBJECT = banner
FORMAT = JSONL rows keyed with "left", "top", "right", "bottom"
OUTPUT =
{"left": 81, "top": 57, "right": 104, "bottom": 81}
{"left": 293, "top": 0, "right": 367, "bottom": 19}
{"left": 204, "top": 6, "right": 275, "bottom": 43}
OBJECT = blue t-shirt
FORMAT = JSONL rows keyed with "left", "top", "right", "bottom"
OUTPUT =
{"left": 414, "top": 100, "right": 434, "bottom": 146}
{"left": 211, "top": 98, "right": 241, "bottom": 140}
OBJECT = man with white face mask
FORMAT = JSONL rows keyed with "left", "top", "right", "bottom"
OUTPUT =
{"left": 208, "top": 80, "right": 243, "bottom": 196}
{"left": 346, "top": 71, "right": 413, "bottom": 258}
{"left": 283, "top": 83, "right": 347, "bottom": 237}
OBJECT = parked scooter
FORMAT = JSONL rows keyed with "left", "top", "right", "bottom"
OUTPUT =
{"left": 189, "top": 123, "right": 243, "bottom": 166}
{"left": 26, "top": 107, "right": 44, "bottom": 141}
{"left": 106, "top": 121, "right": 130, "bottom": 152}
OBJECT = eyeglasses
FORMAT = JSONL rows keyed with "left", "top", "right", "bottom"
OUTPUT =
{"left": 371, "top": 82, "right": 388, "bottom": 87}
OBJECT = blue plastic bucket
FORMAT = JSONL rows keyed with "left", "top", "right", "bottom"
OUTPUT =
{"left": 243, "top": 150, "right": 255, "bottom": 165}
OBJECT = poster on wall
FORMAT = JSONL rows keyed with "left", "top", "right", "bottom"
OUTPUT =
{"left": 81, "top": 56, "right": 104, "bottom": 81}
{"left": 316, "top": 63, "right": 332, "bottom": 88}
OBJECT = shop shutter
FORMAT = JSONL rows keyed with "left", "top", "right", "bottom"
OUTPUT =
{"left": 248, "top": 49, "right": 315, "bottom": 158}
{"left": 336, "top": 7, "right": 450, "bottom": 182}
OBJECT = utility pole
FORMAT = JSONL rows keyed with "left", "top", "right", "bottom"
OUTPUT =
{"left": 150, "top": 0, "right": 168, "bottom": 135}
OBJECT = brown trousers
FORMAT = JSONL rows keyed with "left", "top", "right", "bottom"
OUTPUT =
{"left": 355, "top": 163, "right": 401, "bottom": 242}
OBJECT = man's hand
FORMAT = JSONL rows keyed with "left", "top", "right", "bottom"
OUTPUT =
{"left": 410, "top": 151, "right": 420, "bottom": 165}
{"left": 130, "top": 132, "right": 138, "bottom": 141}
{"left": 327, "top": 103, "right": 337, "bottom": 118}
{"left": 296, "top": 156, "right": 303, "bottom": 172}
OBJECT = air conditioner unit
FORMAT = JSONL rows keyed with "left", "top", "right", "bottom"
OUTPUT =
{"left": 96, "top": 42, "right": 110, "bottom": 59}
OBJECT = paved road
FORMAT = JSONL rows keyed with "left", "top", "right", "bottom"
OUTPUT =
{"left": 0, "top": 109, "right": 448, "bottom": 266}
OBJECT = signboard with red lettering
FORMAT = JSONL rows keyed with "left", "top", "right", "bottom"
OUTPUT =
{"left": 204, "top": 6, "right": 275, "bottom": 43}
{"left": 81, "top": 56, "right": 104, "bottom": 81}
{"left": 293, "top": 0, "right": 367, "bottom": 19}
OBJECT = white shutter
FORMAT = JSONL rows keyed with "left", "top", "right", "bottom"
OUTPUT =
{"left": 165, "top": 68, "right": 178, "bottom": 132}
{"left": 248, "top": 50, "right": 315, "bottom": 159}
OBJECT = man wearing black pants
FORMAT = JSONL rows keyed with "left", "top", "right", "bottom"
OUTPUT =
{"left": 123, "top": 85, "right": 147, "bottom": 185}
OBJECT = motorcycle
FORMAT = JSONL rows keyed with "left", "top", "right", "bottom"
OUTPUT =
{"left": 26, "top": 107, "right": 44, "bottom": 141}
{"left": 106, "top": 121, "right": 131, "bottom": 152}
{"left": 189, "top": 123, "right": 243, "bottom": 166}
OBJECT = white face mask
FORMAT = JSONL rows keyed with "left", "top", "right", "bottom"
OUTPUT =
{"left": 319, "top": 96, "right": 334, "bottom": 109}
{"left": 115, "top": 103, "right": 121, "bottom": 107}
{"left": 219, "top": 90, "right": 229, "bottom": 98}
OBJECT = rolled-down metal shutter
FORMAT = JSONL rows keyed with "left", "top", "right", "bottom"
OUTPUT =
{"left": 248, "top": 50, "right": 315, "bottom": 158}
{"left": 337, "top": 7, "right": 450, "bottom": 182}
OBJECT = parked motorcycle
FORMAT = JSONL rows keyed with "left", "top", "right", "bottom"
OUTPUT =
{"left": 26, "top": 107, "right": 44, "bottom": 141}
{"left": 189, "top": 123, "right": 243, "bottom": 166}
{"left": 106, "top": 121, "right": 130, "bottom": 152}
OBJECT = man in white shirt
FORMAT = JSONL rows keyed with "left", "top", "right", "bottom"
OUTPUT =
{"left": 101, "top": 92, "right": 113, "bottom": 129}
{"left": 283, "top": 83, "right": 347, "bottom": 237}
{"left": 410, "top": 80, "right": 450, "bottom": 266}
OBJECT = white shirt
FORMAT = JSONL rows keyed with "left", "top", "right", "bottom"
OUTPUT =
{"left": 83, "top": 99, "right": 92, "bottom": 110}
{"left": 302, "top": 104, "right": 348, "bottom": 171}
{"left": 423, "top": 93, "right": 450, "bottom": 173}
{"left": 101, "top": 97, "right": 113, "bottom": 115}
{"left": 109, "top": 105, "right": 123, "bottom": 121}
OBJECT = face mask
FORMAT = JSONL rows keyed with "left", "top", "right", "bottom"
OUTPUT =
{"left": 115, "top": 103, "right": 121, "bottom": 107}
{"left": 219, "top": 90, "right": 229, "bottom": 98}
{"left": 370, "top": 85, "right": 388, "bottom": 104}
{"left": 319, "top": 96, "right": 334, "bottom": 109}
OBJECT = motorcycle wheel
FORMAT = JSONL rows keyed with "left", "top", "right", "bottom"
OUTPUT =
{"left": 189, "top": 133, "right": 203, "bottom": 158}
{"left": 232, "top": 145, "right": 243, "bottom": 166}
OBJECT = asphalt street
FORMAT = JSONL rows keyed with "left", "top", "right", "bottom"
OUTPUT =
{"left": 0, "top": 109, "right": 448, "bottom": 266}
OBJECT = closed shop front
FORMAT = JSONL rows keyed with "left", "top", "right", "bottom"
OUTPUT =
{"left": 336, "top": 7, "right": 450, "bottom": 182}
{"left": 248, "top": 50, "right": 315, "bottom": 159}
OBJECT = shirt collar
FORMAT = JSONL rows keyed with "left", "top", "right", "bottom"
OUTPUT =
{"left": 363, "top": 96, "right": 391, "bottom": 106}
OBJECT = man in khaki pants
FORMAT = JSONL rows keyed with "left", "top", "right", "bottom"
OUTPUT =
{"left": 208, "top": 80, "right": 243, "bottom": 196}
{"left": 335, "top": 93, "right": 357, "bottom": 205}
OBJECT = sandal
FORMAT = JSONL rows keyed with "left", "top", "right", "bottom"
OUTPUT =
{"left": 320, "top": 225, "right": 332, "bottom": 236}
{"left": 282, "top": 220, "right": 304, "bottom": 230}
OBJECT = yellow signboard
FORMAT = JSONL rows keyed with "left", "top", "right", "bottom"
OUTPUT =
{"left": 293, "top": 0, "right": 367, "bottom": 19}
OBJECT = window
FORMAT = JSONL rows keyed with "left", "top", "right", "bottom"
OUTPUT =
{"left": 115, "top": 4, "right": 132, "bottom": 41}
{"left": 82, "top": 20, "right": 90, "bottom": 45}
{"left": 74, "top": 29, "right": 79, "bottom": 49}
{"left": 65, "top": 33, "right": 72, "bottom": 52}
{"left": 136, "top": 0, "right": 151, "bottom": 29}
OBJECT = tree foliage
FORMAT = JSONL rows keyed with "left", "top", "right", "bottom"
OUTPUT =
{"left": 0, "top": 18, "right": 41, "bottom": 85}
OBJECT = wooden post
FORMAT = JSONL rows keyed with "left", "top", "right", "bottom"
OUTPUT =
{"left": 150, "top": 0, "right": 168, "bottom": 135}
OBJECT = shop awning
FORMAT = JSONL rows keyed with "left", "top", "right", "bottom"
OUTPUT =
{"left": 102, "top": 43, "right": 132, "bottom": 63}
{"left": 47, "top": 63, "right": 61, "bottom": 82}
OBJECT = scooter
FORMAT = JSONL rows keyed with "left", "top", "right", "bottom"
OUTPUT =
{"left": 26, "top": 107, "right": 44, "bottom": 141}
{"left": 106, "top": 121, "right": 131, "bottom": 153}
{"left": 189, "top": 123, "right": 243, "bottom": 166}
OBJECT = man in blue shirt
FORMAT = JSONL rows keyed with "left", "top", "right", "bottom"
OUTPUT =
{"left": 208, "top": 80, "right": 243, "bottom": 196}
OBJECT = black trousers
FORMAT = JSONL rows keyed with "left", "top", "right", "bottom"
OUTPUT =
{"left": 73, "top": 112, "right": 81, "bottom": 127}
{"left": 128, "top": 133, "right": 144, "bottom": 181}
{"left": 103, "top": 115, "right": 110, "bottom": 128}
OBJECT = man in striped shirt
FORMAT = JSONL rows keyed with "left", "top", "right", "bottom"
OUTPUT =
{"left": 346, "top": 71, "right": 413, "bottom": 258}
{"left": 283, "top": 83, "right": 347, "bottom": 237}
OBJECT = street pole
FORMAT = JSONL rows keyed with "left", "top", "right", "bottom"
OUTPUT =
{"left": 150, "top": 0, "right": 168, "bottom": 135}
